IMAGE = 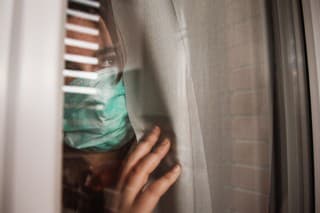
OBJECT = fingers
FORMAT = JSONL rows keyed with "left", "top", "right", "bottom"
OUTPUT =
{"left": 121, "top": 138, "right": 171, "bottom": 208}
{"left": 132, "top": 165, "right": 181, "bottom": 213}
{"left": 118, "top": 126, "right": 161, "bottom": 187}
{"left": 112, "top": 126, "right": 161, "bottom": 212}
{"left": 113, "top": 126, "right": 181, "bottom": 213}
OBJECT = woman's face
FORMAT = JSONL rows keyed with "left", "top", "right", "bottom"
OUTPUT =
{"left": 64, "top": 15, "right": 125, "bottom": 188}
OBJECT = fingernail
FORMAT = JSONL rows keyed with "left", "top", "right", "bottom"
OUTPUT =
{"left": 161, "top": 138, "right": 170, "bottom": 146}
{"left": 173, "top": 165, "right": 181, "bottom": 173}
{"left": 153, "top": 126, "right": 160, "bottom": 133}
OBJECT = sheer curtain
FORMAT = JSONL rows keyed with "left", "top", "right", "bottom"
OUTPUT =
{"left": 113, "top": 0, "right": 275, "bottom": 212}
{"left": 113, "top": 0, "right": 213, "bottom": 212}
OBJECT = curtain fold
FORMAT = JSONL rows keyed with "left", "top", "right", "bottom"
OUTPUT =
{"left": 113, "top": 0, "right": 213, "bottom": 212}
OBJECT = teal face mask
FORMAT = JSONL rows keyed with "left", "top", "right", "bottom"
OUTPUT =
{"left": 63, "top": 68, "right": 135, "bottom": 152}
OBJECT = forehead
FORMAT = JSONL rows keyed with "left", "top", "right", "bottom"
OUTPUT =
{"left": 67, "top": 15, "right": 98, "bottom": 28}
{"left": 66, "top": 15, "right": 112, "bottom": 44}
{"left": 67, "top": 16, "right": 98, "bottom": 40}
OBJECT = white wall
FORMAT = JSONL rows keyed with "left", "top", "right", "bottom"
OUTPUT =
{"left": 0, "top": 1, "right": 65, "bottom": 212}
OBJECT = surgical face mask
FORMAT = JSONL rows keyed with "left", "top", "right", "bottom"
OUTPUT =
{"left": 63, "top": 68, "right": 135, "bottom": 152}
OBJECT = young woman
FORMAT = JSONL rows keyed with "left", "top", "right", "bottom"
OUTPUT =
{"left": 63, "top": 1, "right": 181, "bottom": 212}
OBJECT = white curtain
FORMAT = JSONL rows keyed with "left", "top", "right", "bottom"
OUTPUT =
{"left": 113, "top": 0, "right": 213, "bottom": 212}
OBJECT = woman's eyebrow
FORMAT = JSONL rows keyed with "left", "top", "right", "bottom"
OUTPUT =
{"left": 96, "top": 47, "right": 116, "bottom": 56}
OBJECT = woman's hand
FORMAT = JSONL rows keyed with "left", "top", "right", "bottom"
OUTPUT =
{"left": 111, "top": 126, "right": 181, "bottom": 213}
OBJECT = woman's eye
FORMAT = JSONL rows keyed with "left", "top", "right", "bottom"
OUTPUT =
{"left": 97, "top": 49, "right": 117, "bottom": 67}
{"left": 106, "top": 56, "right": 117, "bottom": 66}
